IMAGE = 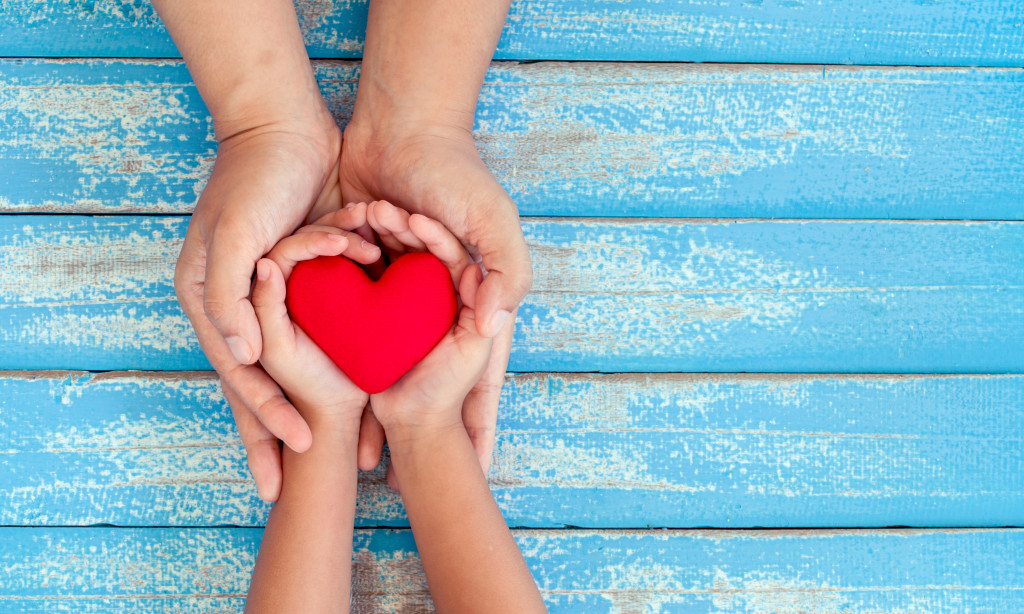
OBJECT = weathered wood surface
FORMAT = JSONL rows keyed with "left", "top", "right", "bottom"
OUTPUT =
{"left": 1, "top": 527, "right": 1022, "bottom": 613}
{"left": 2, "top": 371, "right": 1021, "bottom": 528}
{"left": 3, "top": 60, "right": 1024, "bottom": 219}
{"left": 1, "top": 0, "right": 1022, "bottom": 66}
{"left": 1, "top": 216, "right": 1022, "bottom": 373}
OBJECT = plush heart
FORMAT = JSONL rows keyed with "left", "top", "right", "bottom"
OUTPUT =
{"left": 285, "top": 252, "right": 457, "bottom": 394}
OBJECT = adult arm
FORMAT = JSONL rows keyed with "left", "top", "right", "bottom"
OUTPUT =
{"left": 341, "top": 0, "right": 534, "bottom": 476}
{"left": 152, "top": 0, "right": 345, "bottom": 501}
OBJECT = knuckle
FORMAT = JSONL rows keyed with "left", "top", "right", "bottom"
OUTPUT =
{"left": 253, "top": 394, "right": 291, "bottom": 421}
{"left": 203, "top": 296, "right": 231, "bottom": 325}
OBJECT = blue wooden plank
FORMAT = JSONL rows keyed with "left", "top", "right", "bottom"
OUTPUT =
{"left": 0, "top": 527, "right": 1021, "bottom": 612}
{"left": 2, "top": 372, "right": 1021, "bottom": 528}
{"left": 3, "top": 60, "right": 1024, "bottom": 219}
{"left": 0, "top": 1, "right": 1022, "bottom": 66}
{"left": 1, "top": 216, "right": 1021, "bottom": 373}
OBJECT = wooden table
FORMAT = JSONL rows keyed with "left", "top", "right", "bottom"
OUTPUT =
{"left": 1, "top": 1, "right": 1022, "bottom": 611}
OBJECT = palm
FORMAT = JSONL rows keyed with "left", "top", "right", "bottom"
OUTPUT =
{"left": 175, "top": 124, "right": 346, "bottom": 501}
{"left": 338, "top": 129, "right": 527, "bottom": 475}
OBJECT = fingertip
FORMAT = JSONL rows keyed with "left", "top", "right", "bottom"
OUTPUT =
{"left": 459, "top": 264, "right": 483, "bottom": 311}
{"left": 357, "top": 408, "right": 385, "bottom": 471}
{"left": 247, "top": 444, "right": 283, "bottom": 503}
{"left": 286, "top": 422, "right": 313, "bottom": 454}
{"left": 326, "top": 232, "right": 349, "bottom": 251}
{"left": 473, "top": 273, "right": 518, "bottom": 338}
{"left": 386, "top": 465, "right": 400, "bottom": 493}
{"left": 255, "top": 258, "right": 270, "bottom": 281}
{"left": 488, "top": 309, "right": 512, "bottom": 338}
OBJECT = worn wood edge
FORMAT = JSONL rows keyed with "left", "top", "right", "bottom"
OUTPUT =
{"left": 1, "top": 0, "right": 1023, "bottom": 66}
{"left": 0, "top": 527, "right": 1022, "bottom": 613}
{"left": 3, "top": 60, "right": 1023, "bottom": 218}
{"left": 2, "top": 216, "right": 1022, "bottom": 372}
{"left": 2, "top": 370, "right": 1022, "bottom": 527}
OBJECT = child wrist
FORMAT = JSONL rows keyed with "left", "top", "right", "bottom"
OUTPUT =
{"left": 383, "top": 420, "right": 466, "bottom": 455}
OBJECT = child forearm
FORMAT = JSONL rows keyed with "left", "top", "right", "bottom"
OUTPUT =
{"left": 245, "top": 413, "right": 361, "bottom": 614}
{"left": 387, "top": 424, "right": 547, "bottom": 614}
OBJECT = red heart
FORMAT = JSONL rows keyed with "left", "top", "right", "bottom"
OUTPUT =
{"left": 285, "top": 252, "right": 457, "bottom": 394}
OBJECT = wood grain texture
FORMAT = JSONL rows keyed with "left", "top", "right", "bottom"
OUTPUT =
{"left": 1, "top": 0, "right": 1022, "bottom": 66}
{"left": 3, "top": 60, "right": 1024, "bottom": 218}
{"left": 2, "top": 371, "right": 1021, "bottom": 528}
{"left": 1, "top": 216, "right": 1022, "bottom": 373}
{"left": 1, "top": 527, "right": 1022, "bottom": 612}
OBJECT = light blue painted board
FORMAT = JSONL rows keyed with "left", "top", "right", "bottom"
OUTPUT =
{"left": 2, "top": 372, "right": 1021, "bottom": 528}
{"left": 0, "top": 528, "right": 1022, "bottom": 612}
{"left": 1, "top": 216, "right": 1022, "bottom": 373}
{"left": 4, "top": 60, "right": 1024, "bottom": 219}
{"left": 1, "top": 0, "right": 1022, "bottom": 66}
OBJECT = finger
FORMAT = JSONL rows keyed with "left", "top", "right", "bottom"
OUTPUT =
{"left": 222, "top": 361, "right": 312, "bottom": 454}
{"left": 311, "top": 201, "right": 369, "bottom": 231}
{"left": 202, "top": 218, "right": 269, "bottom": 365}
{"left": 462, "top": 312, "right": 514, "bottom": 475}
{"left": 269, "top": 227, "right": 382, "bottom": 276}
{"left": 371, "top": 200, "right": 428, "bottom": 252}
{"left": 223, "top": 382, "right": 282, "bottom": 503}
{"left": 408, "top": 213, "right": 474, "bottom": 289}
{"left": 177, "top": 236, "right": 310, "bottom": 459}
{"left": 311, "top": 202, "right": 379, "bottom": 255}
{"left": 251, "top": 259, "right": 295, "bottom": 356}
{"left": 366, "top": 199, "right": 405, "bottom": 255}
{"left": 467, "top": 202, "right": 534, "bottom": 338}
{"left": 458, "top": 262, "right": 484, "bottom": 311}
{"left": 386, "top": 463, "right": 400, "bottom": 493}
{"left": 357, "top": 404, "right": 386, "bottom": 471}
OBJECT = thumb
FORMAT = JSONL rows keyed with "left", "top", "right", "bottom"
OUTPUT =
{"left": 203, "top": 222, "right": 267, "bottom": 364}
{"left": 472, "top": 220, "right": 533, "bottom": 338}
{"left": 250, "top": 259, "right": 292, "bottom": 356}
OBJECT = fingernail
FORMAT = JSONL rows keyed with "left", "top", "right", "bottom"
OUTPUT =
{"left": 362, "top": 240, "right": 379, "bottom": 251}
{"left": 489, "top": 309, "right": 511, "bottom": 336}
{"left": 226, "top": 335, "right": 252, "bottom": 363}
{"left": 345, "top": 202, "right": 357, "bottom": 210}
{"left": 255, "top": 260, "right": 269, "bottom": 281}
{"left": 328, "top": 233, "right": 347, "bottom": 242}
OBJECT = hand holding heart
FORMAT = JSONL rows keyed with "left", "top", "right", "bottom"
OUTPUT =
{"left": 250, "top": 203, "right": 383, "bottom": 427}
{"left": 252, "top": 201, "right": 492, "bottom": 442}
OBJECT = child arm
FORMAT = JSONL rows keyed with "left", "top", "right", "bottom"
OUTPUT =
{"left": 368, "top": 206, "right": 547, "bottom": 613}
{"left": 244, "top": 221, "right": 375, "bottom": 613}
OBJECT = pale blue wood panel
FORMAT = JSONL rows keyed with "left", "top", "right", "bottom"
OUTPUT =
{"left": 4, "top": 60, "right": 1024, "bottom": 219}
{"left": 1, "top": 527, "right": 1022, "bottom": 612}
{"left": 1, "top": 216, "right": 1022, "bottom": 373}
{"left": 2, "top": 372, "right": 1021, "bottom": 528}
{"left": 1, "top": 0, "right": 1022, "bottom": 66}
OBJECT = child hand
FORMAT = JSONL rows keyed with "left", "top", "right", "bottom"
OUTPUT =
{"left": 365, "top": 202, "right": 494, "bottom": 442}
{"left": 251, "top": 204, "right": 382, "bottom": 428}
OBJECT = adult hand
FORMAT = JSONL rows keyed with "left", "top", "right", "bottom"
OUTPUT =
{"left": 175, "top": 119, "right": 351, "bottom": 502}
{"left": 341, "top": 129, "right": 532, "bottom": 480}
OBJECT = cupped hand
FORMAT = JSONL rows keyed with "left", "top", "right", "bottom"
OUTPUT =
{"left": 175, "top": 119, "right": 353, "bottom": 502}
{"left": 363, "top": 202, "right": 494, "bottom": 447}
{"left": 340, "top": 125, "right": 530, "bottom": 477}
{"left": 251, "top": 209, "right": 381, "bottom": 427}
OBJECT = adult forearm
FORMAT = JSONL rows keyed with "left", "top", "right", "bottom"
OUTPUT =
{"left": 245, "top": 415, "right": 360, "bottom": 613}
{"left": 352, "top": 0, "right": 511, "bottom": 135}
{"left": 387, "top": 425, "right": 546, "bottom": 614}
{"left": 151, "top": 0, "right": 329, "bottom": 140}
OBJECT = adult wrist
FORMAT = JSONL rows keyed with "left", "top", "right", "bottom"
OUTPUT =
{"left": 215, "top": 91, "right": 337, "bottom": 147}
{"left": 346, "top": 77, "right": 476, "bottom": 150}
